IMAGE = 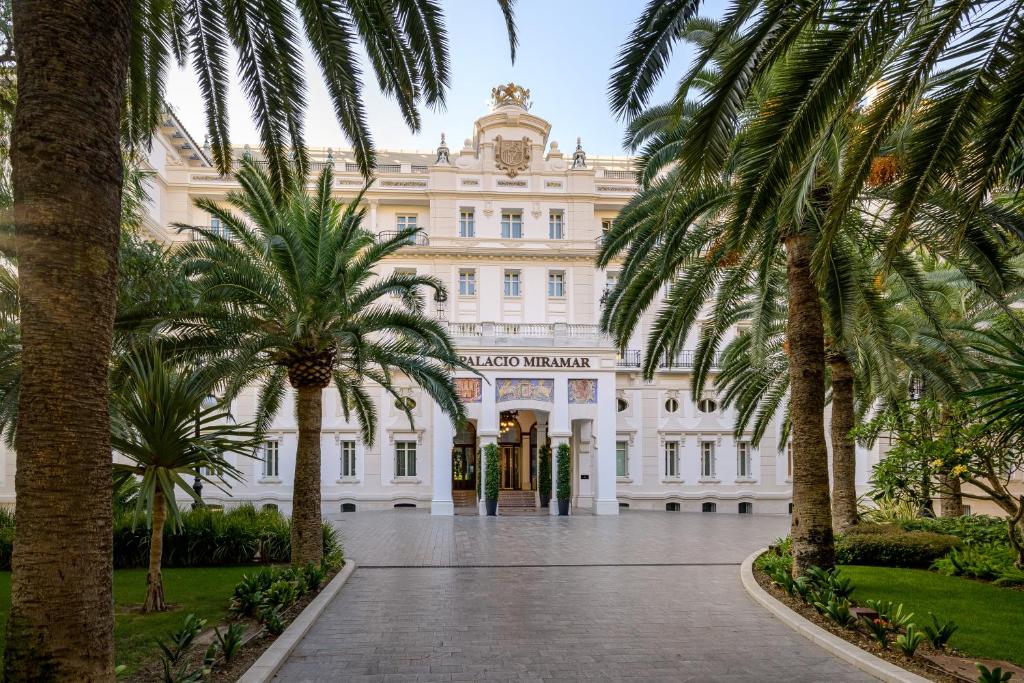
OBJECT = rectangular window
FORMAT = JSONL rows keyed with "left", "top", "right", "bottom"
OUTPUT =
{"left": 737, "top": 441, "right": 751, "bottom": 478}
{"left": 261, "top": 441, "right": 279, "bottom": 479}
{"left": 458, "top": 269, "right": 476, "bottom": 296}
{"left": 664, "top": 441, "right": 679, "bottom": 478}
{"left": 616, "top": 440, "right": 629, "bottom": 477}
{"left": 601, "top": 218, "right": 612, "bottom": 234}
{"left": 341, "top": 440, "right": 356, "bottom": 478}
{"left": 210, "top": 216, "right": 232, "bottom": 240}
{"left": 501, "top": 211, "right": 522, "bottom": 239}
{"left": 548, "top": 211, "right": 564, "bottom": 239}
{"left": 504, "top": 270, "right": 521, "bottom": 297}
{"left": 395, "top": 441, "right": 417, "bottom": 477}
{"left": 701, "top": 441, "right": 716, "bottom": 478}
{"left": 396, "top": 214, "right": 417, "bottom": 230}
{"left": 459, "top": 209, "right": 475, "bottom": 237}
{"left": 547, "top": 271, "right": 565, "bottom": 297}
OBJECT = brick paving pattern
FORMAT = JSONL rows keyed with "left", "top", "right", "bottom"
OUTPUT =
{"left": 274, "top": 511, "right": 874, "bottom": 682}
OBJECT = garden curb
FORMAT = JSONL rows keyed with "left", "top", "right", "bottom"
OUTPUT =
{"left": 740, "top": 549, "right": 930, "bottom": 683}
{"left": 237, "top": 559, "right": 357, "bottom": 683}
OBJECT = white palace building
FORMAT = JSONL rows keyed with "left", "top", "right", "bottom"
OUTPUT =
{"left": 0, "top": 84, "right": 884, "bottom": 515}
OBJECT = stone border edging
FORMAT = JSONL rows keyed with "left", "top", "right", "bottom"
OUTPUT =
{"left": 238, "top": 560, "right": 357, "bottom": 683}
{"left": 740, "top": 549, "right": 931, "bottom": 683}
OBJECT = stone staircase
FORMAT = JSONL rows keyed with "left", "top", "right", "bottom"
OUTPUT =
{"left": 498, "top": 490, "right": 537, "bottom": 511}
{"left": 452, "top": 490, "right": 477, "bottom": 508}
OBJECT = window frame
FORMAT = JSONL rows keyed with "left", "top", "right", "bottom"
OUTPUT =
{"left": 396, "top": 214, "right": 418, "bottom": 230}
{"left": 547, "top": 270, "right": 565, "bottom": 298}
{"left": 503, "top": 270, "right": 521, "bottom": 297}
{"left": 459, "top": 209, "right": 475, "bottom": 237}
{"left": 458, "top": 269, "right": 477, "bottom": 296}
{"left": 548, "top": 210, "right": 564, "bottom": 239}
{"left": 737, "top": 441, "right": 752, "bottom": 479}
{"left": 700, "top": 440, "right": 716, "bottom": 479}
{"left": 395, "top": 440, "right": 417, "bottom": 478}
{"left": 664, "top": 441, "right": 679, "bottom": 478}
{"left": 501, "top": 210, "right": 523, "bottom": 239}
{"left": 340, "top": 440, "right": 357, "bottom": 479}
{"left": 261, "top": 440, "right": 280, "bottom": 479}
{"left": 616, "top": 440, "right": 629, "bottom": 478}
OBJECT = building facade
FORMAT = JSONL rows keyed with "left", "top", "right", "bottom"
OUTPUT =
{"left": 0, "top": 84, "right": 887, "bottom": 515}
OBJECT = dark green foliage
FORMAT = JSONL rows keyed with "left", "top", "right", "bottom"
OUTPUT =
{"left": 157, "top": 613, "right": 207, "bottom": 666}
{"left": 932, "top": 544, "right": 1019, "bottom": 583}
{"left": 538, "top": 445, "right": 551, "bottom": 499}
{"left": 260, "top": 605, "right": 286, "bottom": 636}
{"left": 861, "top": 615, "right": 890, "bottom": 648}
{"left": 976, "top": 664, "right": 1014, "bottom": 683}
{"left": 484, "top": 443, "right": 499, "bottom": 502}
{"left": 896, "top": 624, "right": 925, "bottom": 657}
{"left": 901, "top": 516, "right": 1009, "bottom": 547}
{"left": 160, "top": 659, "right": 204, "bottom": 683}
{"left": 230, "top": 554, "right": 342, "bottom": 633}
{"left": 922, "top": 613, "right": 958, "bottom": 650}
{"left": 556, "top": 442, "right": 571, "bottom": 500}
{"left": 0, "top": 505, "right": 13, "bottom": 570}
{"left": 817, "top": 597, "right": 857, "bottom": 627}
{"left": 837, "top": 526, "right": 960, "bottom": 568}
{"left": 302, "top": 562, "right": 327, "bottom": 591}
{"left": 865, "top": 600, "right": 915, "bottom": 632}
{"left": 111, "top": 504, "right": 340, "bottom": 570}
{"left": 213, "top": 623, "right": 245, "bottom": 665}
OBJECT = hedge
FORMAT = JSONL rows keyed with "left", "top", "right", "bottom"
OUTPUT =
{"left": 836, "top": 524, "right": 960, "bottom": 568}
{"left": 899, "top": 515, "right": 1009, "bottom": 546}
{"left": 556, "top": 442, "right": 571, "bottom": 500}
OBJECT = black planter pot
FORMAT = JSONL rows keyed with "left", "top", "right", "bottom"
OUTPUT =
{"left": 557, "top": 498, "right": 570, "bottom": 516}
{"left": 486, "top": 499, "right": 498, "bottom": 516}
{"left": 540, "top": 493, "right": 550, "bottom": 508}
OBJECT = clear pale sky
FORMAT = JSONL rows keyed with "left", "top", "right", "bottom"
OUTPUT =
{"left": 166, "top": 0, "right": 725, "bottom": 157}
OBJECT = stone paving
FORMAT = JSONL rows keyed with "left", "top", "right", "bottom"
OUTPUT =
{"left": 274, "top": 511, "right": 874, "bottom": 682}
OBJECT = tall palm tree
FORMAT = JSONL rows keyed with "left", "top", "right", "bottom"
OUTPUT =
{"left": 174, "top": 159, "right": 466, "bottom": 566}
{"left": 8, "top": 3, "right": 514, "bottom": 677}
{"left": 111, "top": 347, "right": 259, "bottom": 612}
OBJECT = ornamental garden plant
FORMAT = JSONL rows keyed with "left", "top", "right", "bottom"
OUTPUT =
{"left": 556, "top": 443, "right": 572, "bottom": 516}
{"left": 484, "top": 443, "right": 500, "bottom": 516}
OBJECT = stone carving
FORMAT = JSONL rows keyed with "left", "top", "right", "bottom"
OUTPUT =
{"left": 435, "top": 133, "right": 450, "bottom": 165}
{"left": 568, "top": 379, "right": 597, "bottom": 404}
{"left": 494, "top": 135, "right": 531, "bottom": 178}
{"left": 491, "top": 81, "right": 531, "bottom": 109}
{"left": 455, "top": 378, "right": 482, "bottom": 403}
{"left": 572, "top": 137, "right": 587, "bottom": 169}
{"left": 495, "top": 378, "right": 554, "bottom": 403}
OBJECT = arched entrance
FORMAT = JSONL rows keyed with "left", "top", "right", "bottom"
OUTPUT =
{"left": 498, "top": 411, "right": 521, "bottom": 489}
{"left": 452, "top": 421, "right": 477, "bottom": 491}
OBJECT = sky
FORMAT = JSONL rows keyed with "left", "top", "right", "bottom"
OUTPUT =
{"left": 166, "top": 0, "right": 725, "bottom": 158}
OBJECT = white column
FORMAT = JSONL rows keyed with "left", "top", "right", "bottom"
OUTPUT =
{"left": 595, "top": 374, "right": 619, "bottom": 515}
{"left": 550, "top": 376, "right": 570, "bottom": 515}
{"left": 479, "top": 375, "right": 498, "bottom": 515}
{"left": 368, "top": 200, "right": 379, "bottom": 232}
{"left": 430, "top": 401, "right": 455, "bottom": 516}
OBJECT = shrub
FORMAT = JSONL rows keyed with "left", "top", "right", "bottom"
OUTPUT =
{"left": 484, "top": 443, "right": 500, "bottom": 502}
{"left": 556, "top": 442, "right": 571, "bottom": 500}
{"left": 538, "top": 445, "right": 552, "bottom": 500}
{"left": 861, "top": 616, "right": 890, "bottom": 648}
{"left": 900, "top": 515, "right": 1008, "bottom": 547}
{"left": 922, "top": 613, "right": 958, "bottom": 650}
{"left": 896, "top": 624, "right": 924, "bottom": 657}
{"left": 836, "top": 526, "right": 960, "bottom": 568}
{"left": 755, "top": 538, "right": 793, "bottom": 576}
{"left": 976, "top": 664, "right": 1014, "bottom": 683}
{"left": 932, "top": 543, "right": 1015, "bottom": 581}
{"left": 157, "top": 613, "right": 206, "bottom": 666}
{"left": 214, "top": 623, "right": 245, "bottom": 665}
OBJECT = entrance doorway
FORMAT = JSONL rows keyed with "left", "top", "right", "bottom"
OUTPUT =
{"left": 452, "top": 421, "right": 477, "bottom": 492}
{"left": 500, "top": 445, "right": 520, "bottom": 489}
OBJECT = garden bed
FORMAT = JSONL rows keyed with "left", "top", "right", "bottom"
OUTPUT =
{"left": 752, "top": 556, "right": 1024, "bottom": 682}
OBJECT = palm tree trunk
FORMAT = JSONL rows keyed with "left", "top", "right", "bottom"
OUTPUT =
{"left": 785, "top": 232, "right": 835, "bottom": 575}
{"left": 292, "top": 385, "right": 324, "bottom": 566}
{"left": 6, "top": 1, "right": 130, "bottom": 679}
{"left": 144, "top": 488, "right": 167, "bottom": 612}
{"left": 829, "top": 353, "right": 859, "bottom": 532}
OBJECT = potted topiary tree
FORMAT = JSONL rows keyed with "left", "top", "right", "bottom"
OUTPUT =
{"left": 556, "top": 442, "right": 571, "bottom": 516}
{"left": 538, "top": 444, "right": 552, "bottom": 508}
{"left": 484, "top": 442, "right": 500, "bottom": 516}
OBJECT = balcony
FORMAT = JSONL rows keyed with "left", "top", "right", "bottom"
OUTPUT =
{"left": 376, "top": 230, "right": 429, "bottom": 246}
{"left": 615, "top": 349, "right": 722, "bottom": 370}
{"left": 445, "top": 322, "right": 608, "bottom": 348}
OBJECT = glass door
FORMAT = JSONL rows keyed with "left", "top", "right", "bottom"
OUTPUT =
{"left": 452, "top": 446, "right": 476, "bottom": 490}
{"left": 500, "top": 445, "right": 520, "bottom": 489}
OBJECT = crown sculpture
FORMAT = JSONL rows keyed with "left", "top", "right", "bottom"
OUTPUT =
{"left": 491, "top": 82, "right": 531, "bottom": 110}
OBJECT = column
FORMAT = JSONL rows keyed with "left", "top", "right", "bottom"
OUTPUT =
{"left": 430, "top": 401, "right": 455, "bottom": 516}
{"left": 368, "top": 199, "right": 378, "bottom": 232}
{"left": 595, "top": 374, "right": 619, "bottom": 515}
{"left": 550, "top": 376, "right": 570, "bottom": 515}
{"left": 478, "top": 375, "right": 498, "bottom": 516}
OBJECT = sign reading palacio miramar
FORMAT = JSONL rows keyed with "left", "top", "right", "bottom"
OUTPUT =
{"left": 459, "top": 354, "right": 591, "bottom": 368}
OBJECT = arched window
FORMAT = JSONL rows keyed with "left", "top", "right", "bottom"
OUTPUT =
{"left": 701, "top": 502, "right": 716, "bottom": 513}
{"left": 738, "top": 502, "right": 752, "bottom": 514}
{"left": 697, "top": 398, "right": 717, "bottom": 413}
{"left": 664, "top": 398, "right": 679, "bottom": 413}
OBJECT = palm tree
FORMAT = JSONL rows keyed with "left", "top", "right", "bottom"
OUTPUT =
{"left": 111, "top": 347, "right": 259, "bottom": 612}
{"left": 174, "top": 159, "right": 466, "bottom": 565}
{"left": 9, "top": 3, "right": 514, "bottom": 677}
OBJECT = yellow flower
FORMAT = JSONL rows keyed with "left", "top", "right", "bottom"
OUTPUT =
{"left": 930, "top": 459, "right": 944, "bottom": 468}
{"left": 951, "top": 465, "right": 968, "bottom": 477}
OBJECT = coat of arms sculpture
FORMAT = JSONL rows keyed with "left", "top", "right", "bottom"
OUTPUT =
{"left": 494, "top": 135, "right": 531, "bottom": 178}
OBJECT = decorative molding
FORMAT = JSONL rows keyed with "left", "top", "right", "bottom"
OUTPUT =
{"left": 544, "top": 180, "right": 563, "bottom": 189}
{"left": 597, "top": 184, "right": 639, "bottom": 193}
{"left": 496, "top": 178, "right": 528, "bottom": 188}
{"left": 380, "top": 180, "right": 427, "bottom": 188}
{"left": 387, "top": 429, "right": 425, "bottom": 444}
{"left": 494, "top": 135, "right": 532, "bottom": 178}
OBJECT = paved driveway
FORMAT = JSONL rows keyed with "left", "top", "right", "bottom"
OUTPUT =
{"left": 274, "top": 511, "right": 873, "bottom": 682}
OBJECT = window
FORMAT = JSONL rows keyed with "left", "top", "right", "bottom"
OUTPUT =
{"left": 606, "top": 271, "right": 619, "bottom": 291}
{"left": 340, "top": 440, "right": 356, "bottom": 478}
{"left": 458, "top": 269, "right": 476, "bottom": 296}
{"left": 210, "top": 216, "right": 231, "bottom": 240}
{"left": 548, "top": 211, "right": 564, "bottom": 239}
{"left": 738, "top": 502, "right": 753, "bottom": 514}
{"left": 601, "top": 218, "right": 612, "bottom": 234}
{"left": 501, "top": 211, "right": 522, "bottom": 239}
{"left": 737, "top": 441, "right": 752, "bottom": 479}
{"left": 459, "top": 209, "right": 475, "bottom": 237}
{"left": 664, "top": 398, "right": 679, "bottom": 413}
{"left": 396, "top": 214, "right": 417, "bottom": 230}
{"left": 616, "top": 441, "right": 629, "bottom": 477}
{"left": 547, "top": 271, "right": 565, "bottom": 297}
{"left": 261, "top": 440, "right": 279, "bottom": 479}
{"left": 664, "top": 441, "right": 679, "bottom": 478}
{"left": 697, "top": 398, "right": 718, "bottom": 413}
{"left": 702, "top": 502, "right": 717, "bottom": 513}
{"left": 395, "top": 441, "right": 417, "bottom": 477}
{"left": 395, "top": 396, "right": 416, "bottom": 411}
{"left": 700, "top": 441, "right": 716, "bottom": 478}
{"left": 666, "top": 502, "right": 680, "bottom": 512}
{"left": 617, "top": 398, "right": 628, "bottom": 412}
{"left": 504, "top": 270, "right": 521, "bottom": 297}
{"left": 963, "top": 505, "right": 972, "bottom": 515}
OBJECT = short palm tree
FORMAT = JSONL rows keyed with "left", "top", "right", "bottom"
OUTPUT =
{"left": 111, "top": 347, "right": 259, "bottom": 612}
{"left": 175, "top": 159, "right": 467, "bottom": 565}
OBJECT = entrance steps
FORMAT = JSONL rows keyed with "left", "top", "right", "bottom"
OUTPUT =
{"left": 452, "top": 490, "right": 477, "bottom": 508}
{"left": 498, "top": 490, "right": 537, "bottom": 510}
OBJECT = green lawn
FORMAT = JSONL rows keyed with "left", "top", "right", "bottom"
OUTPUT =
{"left": 841, "top": 565, "right": 1024, "bottom": 666}
{"left": 0, "top": 566, "right": 250, "bottom": 673}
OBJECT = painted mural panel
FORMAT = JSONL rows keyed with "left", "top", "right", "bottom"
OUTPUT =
{"left": 568, "top": 378, "right": 598, "bottom": 404}
{"left": 455, "top": 378, "right": 482, "bottom": 403}
{"left": 495, "top": 378, "right": 554, "bottom": 403}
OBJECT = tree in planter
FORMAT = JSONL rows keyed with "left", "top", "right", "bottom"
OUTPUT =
{"left": 110, "top": 347, "right": 259, "bottom": 611}
{"left": 484, "top": 443, "right": 500, "bottom": 515}
{"left": 538, "top": 444, "right": 552, "bottom": 507}
{"left": 175, "top": 160, "right": 466, "bottom": 565}
{"left": 556, "top": 443, "right": 572, "bottom": 515}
